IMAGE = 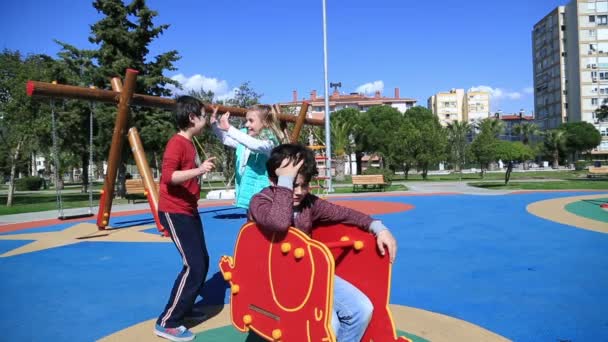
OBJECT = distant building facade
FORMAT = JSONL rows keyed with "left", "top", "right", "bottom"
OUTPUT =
{"left": 280, "top": 87, "right": 417, "bottom": 121}
{"left": 427, "top": 88, "right": 490, "bottom": 126}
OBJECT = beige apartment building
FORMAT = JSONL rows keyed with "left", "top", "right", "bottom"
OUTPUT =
{"left": 533, "top": 0, "right": 608, "bottom": 154}
{"left": 427, "top": 89, "right": 490, "bottom": 126}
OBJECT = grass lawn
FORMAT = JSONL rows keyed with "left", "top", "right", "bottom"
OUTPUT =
{"left": 0, "top": 192, "right": 129, "bottom": 216}
{"left": 469, "top": 179, "right": 608, "bottom": 190}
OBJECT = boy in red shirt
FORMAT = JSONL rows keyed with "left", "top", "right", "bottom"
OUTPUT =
{"left": 154, "top": 96, "right": 216, "bottom": 342}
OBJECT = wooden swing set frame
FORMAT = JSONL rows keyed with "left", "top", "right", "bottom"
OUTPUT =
{"left": 27, "top": 68, "right": 322, "bottom": 235}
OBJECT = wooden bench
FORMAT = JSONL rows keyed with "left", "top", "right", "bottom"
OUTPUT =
{"left": 352, "top": 174, "right": 387, "bottom": 192}
{"left": 587, "top": 166, "right": 608, "bottom": 178}
{"left": 125, "top": 179, "right": 159, "bottom": 203}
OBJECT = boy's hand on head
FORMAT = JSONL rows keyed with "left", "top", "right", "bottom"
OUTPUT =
{"left": 199, "top": 157, "right": 216, "bottom": 175}
{"left": 376, "top": 230, "right": 397, "bottom": 263}
{"left": 275, "top": 158, "right": 304, "bottom": 178}
{"left": 219, "top": 112, "right": 231, "bottom": 131}
{"left": 210, "top": 106, "right": 219, "bottom": 125}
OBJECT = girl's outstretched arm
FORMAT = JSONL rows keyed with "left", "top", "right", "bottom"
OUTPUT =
{"left": 225, "top": 126, "right": 276, "bottom": 155}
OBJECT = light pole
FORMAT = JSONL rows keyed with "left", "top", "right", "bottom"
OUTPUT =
{"left": 322, "top": 0, "right": 333, "bottom": 192}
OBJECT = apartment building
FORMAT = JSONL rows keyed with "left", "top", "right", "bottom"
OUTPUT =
{"left": 534, "top": 0, "right": 608, "bottom": 154}
{"left": 280, "top": 87, "right": 417, "bottom": 121}
{"left": 465, "top": 91, "right": 491, "bottom": 122}
{"left": 427, "top": 89, "right": 490, "bottom": 126}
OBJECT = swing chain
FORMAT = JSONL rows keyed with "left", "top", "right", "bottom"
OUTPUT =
{"left": 50, "top": 100, "right": 64, "bottom": 218}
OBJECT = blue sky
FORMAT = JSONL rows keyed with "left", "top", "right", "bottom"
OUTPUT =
{"left": 1, "top": 0, "right": 565, "bottom": 113}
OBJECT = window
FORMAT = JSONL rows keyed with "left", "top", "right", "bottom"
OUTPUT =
{"left": 590, "top": 29, "right": 597, "bottom": 37}
{"left": 592, "top": 98, "right": 599, "bottom": 105}
{"left": 600, "top": 71, "right": 608, "bottom": 80}
{"left": 599, "top": 15, "right": 608, "bottom": 25}
{"left": 599, "top": 2, "right": 608, "bottom": 12}
{"left": 589, "top": 2, "right": 597, "bottom": 11}
{"left": 590, "top": 15, "right": 596, "bottom": 23}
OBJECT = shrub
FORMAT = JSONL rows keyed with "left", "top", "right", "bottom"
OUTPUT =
{"left": 15, "top": 176, "right": 44, "bottom": 191}
{"left": 574, "top": 161, "right": 589, "bottom": 171}
{"left": 362, "top": 167, "right": 393, "bottom": 185}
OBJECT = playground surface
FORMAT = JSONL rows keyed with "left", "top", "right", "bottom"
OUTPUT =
{"left": 1, "top": 189, "right": 607, "bottom": 341}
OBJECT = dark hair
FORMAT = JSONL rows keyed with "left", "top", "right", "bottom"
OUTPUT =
{"left": 174, "top": 95, "right": 203, "bottom": 130}
{"left": 267, "top": 143, "right": 318, "bottom": 183}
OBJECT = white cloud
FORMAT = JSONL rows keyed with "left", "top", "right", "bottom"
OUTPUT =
{"left": 167, "top": 73, "right": 234, "bottom": 100}
{"left": 355, "top": 80, "right": 384, "bottom": 95}
{"left": 468, "top": 85, "right": 521, "bottom": 100}
{"left": 523, "top": 86, "right": 534, "bottom": 94}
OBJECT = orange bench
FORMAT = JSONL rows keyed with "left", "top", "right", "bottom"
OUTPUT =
{"left": 352, "top": 174, "right": 387, "bottom": 192}
{"left": 587, "top": 166, "right": 608, "bottom": 178}
{"left": 124, "top": 179, "right": 159, "bottom": 203}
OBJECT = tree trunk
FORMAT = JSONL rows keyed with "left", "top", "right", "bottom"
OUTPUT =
{"left": 552, "top": 151, "right": 559, "bottom": 169}
{"left": 7, "top": 139, "right": 23, "bottom": 207}
{"left": 355, "top": 151, "right": 363, "bottom": 175}
{"left": 81, "top": 153, "right": 89, "bottom": 193}
{"left": 334, "top": 154, "right": 346, "bottom": 181}
{"left": 31, "top": 151, "right": 36, "bottom": 176}
{"left": 116, "top": 163, "right": 127, "bottom": 198}
{"left": 154, "top": 152, "right": 160, "bottom": 179}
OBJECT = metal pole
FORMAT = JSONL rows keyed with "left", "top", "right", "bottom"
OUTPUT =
{"left": 322, "top": 0, "right": 333, "bottom": 192}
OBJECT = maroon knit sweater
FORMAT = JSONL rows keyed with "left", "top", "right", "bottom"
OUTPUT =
{"left": 249, "top": 186, "right": 373, "bottom": 235}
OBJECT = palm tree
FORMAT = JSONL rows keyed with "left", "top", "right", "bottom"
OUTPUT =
{"left": 512, "top": 122, "right": 540, "bottom": 145}
{"left": 477, "top": 117, "right": 505, "bottom": 138}
{"left": 331, "top": 116, "right": 354, "bottom": 181}
{"left": 543, "top": 129, "right": 567, "bottom": 168}
{"left": 446, "top": 121, "right": 471, "bottom": 175}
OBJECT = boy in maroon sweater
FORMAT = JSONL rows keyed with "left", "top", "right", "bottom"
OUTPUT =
{"left": 249, "top": 143, "right": 397, "bottom": 341}
{"left": 154, "top": 96, "right": 216, "bottom": 342}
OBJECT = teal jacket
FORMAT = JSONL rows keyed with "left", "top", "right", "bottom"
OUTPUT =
{"left": 234, "top": 128, "right": 279, "bottom": 209}
{"left": 213, "top": 124, "right": 278, "bottom": 209}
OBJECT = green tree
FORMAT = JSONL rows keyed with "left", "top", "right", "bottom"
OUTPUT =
{"left": 0, "top": 50, "right": 56, "bottom": 206}
{"left": 330, "top": 110, "right": 355, "bottom": 181}
{"left": 226, "top": 81, "right": 262, "bottom": 108}
{"left": 560, "top": 122, "right": 602, "bottom": 160}
{"left": 53, "top": 41, "right": 101, "bottom": 192}
{"left": 402, "top": 106, "right": 447, "bottom": 179}
{"left": 512, "top": 122, "right": 539, "bottom": 145}
{"left": 495, "top": 141, "right": 535, "bottom": 184}
{"left": 388, "top": 119, "right": 417, "bottom": 179}
{"left": 477, "top": 117, "right": 505, "bottom": 138}
{"left": 446, "top": 121, "right": 471, "bottom": 177}
{"left": 84, "top": 0, "right": 181, "bottom": 195}
{"left": 470, "top": 130, "right": 499, "bottom": 178}
{"left": 543, "top": 129, "right": 567, "bottom": 168}
{"left": 594, "top": 102, "right": 608, "bottom": 122}
{"left": 360, "top": 105, "right": 404, "bottom": 172}
{"left": 334, "top": 108, "right": 367, "bottom": 175}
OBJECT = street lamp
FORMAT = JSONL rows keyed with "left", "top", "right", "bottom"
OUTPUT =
{"left": 322, "top": 0, "right": 333, "bottom": 192}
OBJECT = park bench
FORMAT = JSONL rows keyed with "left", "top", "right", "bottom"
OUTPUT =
{"left": 352, "top": 174, "right": 387, "bottom": 192}
{"left": 587, "top": 166, "right": 608, "bottom": 178}
{"left": 125, "top": 178, "right": 159, "bottom": 203}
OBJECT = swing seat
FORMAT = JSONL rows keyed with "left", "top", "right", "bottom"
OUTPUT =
{"left": 58, "top": 212, "right": 94, "bottom": 220}
{"left": 219, "top": 222, "right": 410, "bottom": 342}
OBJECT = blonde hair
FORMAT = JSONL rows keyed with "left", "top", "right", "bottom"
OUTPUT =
{"left": 249, "top": 104, "right": 288, "bottom": 143}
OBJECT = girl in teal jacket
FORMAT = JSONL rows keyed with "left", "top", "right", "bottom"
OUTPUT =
{"left": 211, "top": 105, "right": 285, "bottom": 209}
